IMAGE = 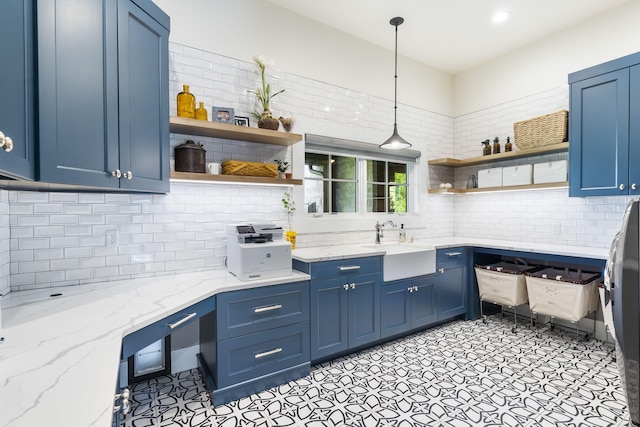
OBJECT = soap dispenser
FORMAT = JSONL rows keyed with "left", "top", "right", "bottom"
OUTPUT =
{"left": 399, "top": 224, "right": 406, "bottom": 242}
{"left": 505, "top": 136, "right": 512, "bottom": 152}
{"left": 493, "top": 137, "right": 501, "bottom": 154}
{"left": 481, "top": 139, "right": 491, "bottom": 156}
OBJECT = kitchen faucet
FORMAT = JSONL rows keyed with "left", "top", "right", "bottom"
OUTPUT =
{"left": 375, "top": 220, "right": 397, "bottom": 244}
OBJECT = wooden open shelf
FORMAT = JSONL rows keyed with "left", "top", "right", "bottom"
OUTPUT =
{"left": 428, "top": 143, "right": 568, "bottom": 167}
{"left": 170, "top": 171, "right": 302, "bottom": 186}
{"left": 169, "top": 116, "right": 302, "bottom": 146}
{"left": 428, "top": 181, "right": 568, "bottom": 194}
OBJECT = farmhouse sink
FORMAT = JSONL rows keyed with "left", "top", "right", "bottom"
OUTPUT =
{"left": 361, "top": 243, "right": 436, "bottom": 282}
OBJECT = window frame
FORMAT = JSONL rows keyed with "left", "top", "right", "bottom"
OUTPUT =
{"left": 304, "top": 148, "right": 416, "bottom": 216}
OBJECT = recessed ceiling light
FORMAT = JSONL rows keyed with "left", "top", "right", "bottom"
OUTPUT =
{"left": 492, "top": 10, "right": 511, "bottom": 24}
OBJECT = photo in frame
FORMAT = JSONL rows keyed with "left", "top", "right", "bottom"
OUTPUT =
{"left": 212, "top": 107, "right": 235, "bottom": 124}
{"left": 234, "top": 116, "right": 250, "bottom": 127}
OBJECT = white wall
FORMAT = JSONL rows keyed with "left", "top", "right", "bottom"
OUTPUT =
{"left": 453, "top": 0, "right": 640, "bottom": 116}
{"left": 153, "top": 0, "right": 454, "bottom": 116}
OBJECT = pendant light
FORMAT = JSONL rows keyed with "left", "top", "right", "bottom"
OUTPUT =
{"left": 380, "top": 16, "right": 411, "bottom": 150}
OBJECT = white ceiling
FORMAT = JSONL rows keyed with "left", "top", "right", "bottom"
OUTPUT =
{"left": 266, "top": 0, "right": 630, "bottom": 73}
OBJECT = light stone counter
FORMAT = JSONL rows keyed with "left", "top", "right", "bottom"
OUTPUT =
{"left": 0, "top": 269, "right": 310, "bottom": 427}
{"left": 292, "top": 237, "right": 608, "bottom": 263}
{"left": 1, "top": 237, "right": 608, "bottom": 427}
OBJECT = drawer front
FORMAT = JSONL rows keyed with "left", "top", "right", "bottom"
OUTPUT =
{"left": 217, "top": 321, "right": 310, "bottom": 388}
{"left": 310, "top": 256, "right": 382, "bottom": 281}
{"left": 436, "top": 247, "right": 467, "bottom": 264}
{"left": 217, "top": 281, "right": 309, "bottom": 340}
{"left": 122, "top": 295, "right": 216, "bottom": 359}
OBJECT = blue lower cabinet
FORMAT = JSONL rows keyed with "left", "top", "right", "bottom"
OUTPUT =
{"left": 198, "top": 281, "right": 311, "bottom": 406}
{"left": 310, "top": 270, "right": 381, "bottom": 361}
{"left": 216, "top": 322, "right": 309, "bottom": 389}
{"left": 381, "top": 276, "right": 436, "bottom": 339}
{"left": 435, "top": 248, "right": 468, "bottom": 321}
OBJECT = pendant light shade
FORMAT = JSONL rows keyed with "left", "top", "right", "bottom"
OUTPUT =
{"left": 380, "top": 16, "right": 411, "bottom": 150}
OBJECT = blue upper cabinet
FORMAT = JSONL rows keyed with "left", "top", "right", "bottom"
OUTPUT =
{"left": 37, "top": 0, "right": 169, "bottom": 193}
{"left": 0, "top": 0, "right": 35, "bottom": 180}
{"left": 569, "top": 52, "right": 640, "bottom": 197}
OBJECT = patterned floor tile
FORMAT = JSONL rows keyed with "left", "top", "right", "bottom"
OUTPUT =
{"left": 121, "top": 315, "right": 631, "bottom": 427}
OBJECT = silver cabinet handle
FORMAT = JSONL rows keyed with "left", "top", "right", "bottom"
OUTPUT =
{"left": 343, "top": 284, "right": 349, "bottom": 290}
{"left": 408, "top": 287, "right": 413, "bottom": 293}
{"left": 413, "top": 286, "right": 418, "bottom": 292}
{"left": 254, "top": 304, "right": 282, "bottom": 313}
{"left": 633, "top": 183, "right": 637, "bottom": 190}
{"left": 339, "top": 265, "right": 361, "bottom": 271}
{"left": 112, "top": 169, "right": 122, "bottom": 178}
{"left": 3, "top": 136, "right": 13, "bottom": 152}
{"left": 446, "top": 252, "right": 462, "bottom": 257}
{"left": 167, "top": 312, "right": 197, "bottom": 329}
{"left": 350, "top": 283, "right": 356, "bottom": 289}
{"left": 114, "top": 388, "right": 131, "bottom": 415}
{"left": 620, "top": 184, "right": 625, "bottom": 191}
{"left": 255, "top": 347, "right": 282, "bottom": 359}
{"left": 124, "top": 170, "right": 133, "bottom": 180}
{"left": 0, "top": 131, "right": 13, "bottom": 152}
{"left": 438, "top": 268, "right": 445, "bottom": 274}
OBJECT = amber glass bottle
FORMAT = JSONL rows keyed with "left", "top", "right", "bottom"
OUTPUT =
{"left": 177, "top": 84, "right": 196, "bottom": 118}
{"left": 505, "top": 136, "right": 512, "bottom": 152}
{"left": 195, "top": 102, "right": 208, "bottom": 121}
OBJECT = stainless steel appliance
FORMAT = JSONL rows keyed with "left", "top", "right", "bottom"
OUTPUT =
{"left": 606, "top": 199, "right": 640, "bottom": 425}
{"left": 226, "top": 223, "right": 292, "bottom": 281}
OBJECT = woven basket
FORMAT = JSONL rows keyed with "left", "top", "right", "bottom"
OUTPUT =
{"left": 221, "top": 160, "right": 278, "bottom": 177}
{"left": 513, "top": 110, "right": 568, "bottom": 150}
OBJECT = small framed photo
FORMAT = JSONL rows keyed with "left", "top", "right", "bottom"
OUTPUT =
{"left": 212, "top": 107, "right": 235, "bottom": 124}
{"left": 234, "top": 116, "right": 250, "bottom": 127}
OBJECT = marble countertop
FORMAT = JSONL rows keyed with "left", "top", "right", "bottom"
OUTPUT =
{"left": 0, "top": 269, "right": 310, "bottom": 427}
{"left": 1, "top": 236, "right": 609, "bottom": 427}
{"left": 292, "top": 237, "right": 609, "bottom": 262}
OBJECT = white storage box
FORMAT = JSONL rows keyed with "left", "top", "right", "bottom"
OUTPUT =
{"left": 533, "top": 160, "right": 568, "bottom": 184}
{"left": 477, "top": 167, "right": 503, "bottom": 188}
{"left": 525, "top": 268, "right": 600, "bottom": 322}
{"left": 475, "top": 263, "right": 540, "bottom": 307}
{"left": 502, "top": 164, "right": 533, "bottom": 186}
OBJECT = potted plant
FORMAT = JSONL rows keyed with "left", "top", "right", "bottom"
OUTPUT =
{"left": 274, "top": 159, "right": 289, "bottom": 179}
{"left": 282, "top": 191, "right": 296, "bottom": 249}
{"left": 250, "top": 56, "right": 284, "bottom": 130}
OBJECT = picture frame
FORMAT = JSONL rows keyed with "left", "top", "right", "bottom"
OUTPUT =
{"left": 234, "top": 116, "right": 250, "bottom": 127}
{"left": 212, "top": 107, "right": 235, "bottom": 124}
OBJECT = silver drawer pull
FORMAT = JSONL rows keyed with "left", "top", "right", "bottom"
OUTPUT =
{"left": 167, "top": 312, "right": 197, "bottom": 329}
{"left": 254, "top": 347, "right": 282, "bottom": 359}
{"left": 446, "top": 252, "right": 462, "bottom": 257}
{"left": 338, "top": 265, "right": 361, "bottom": 271}
{"left": 254, "top": 304, "right": 282, "bottom": 313}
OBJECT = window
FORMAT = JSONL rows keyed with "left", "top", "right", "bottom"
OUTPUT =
{"left": 303, "top": 134, "right": 420, "bottom": 215}
{"left": 366, "top": 160, "right": 407, "bottom": 213}
{"left": 304, "top": 153, "right": 357, "bottom": 213}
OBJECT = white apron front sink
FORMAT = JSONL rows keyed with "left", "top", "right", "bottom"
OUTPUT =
{"left": 361, "top": 243, "right": 436, "bottom": 282}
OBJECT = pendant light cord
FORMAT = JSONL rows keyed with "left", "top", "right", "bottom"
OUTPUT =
{"left": 393, "top": 21, "right": 398, "bottom": 127}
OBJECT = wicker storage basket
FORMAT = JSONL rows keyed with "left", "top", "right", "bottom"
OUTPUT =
{"left": 221, "top": 160, "right": 278, "bottom": 177}
{"left": 513, "top": 110, "right": 568, "bottom": 150}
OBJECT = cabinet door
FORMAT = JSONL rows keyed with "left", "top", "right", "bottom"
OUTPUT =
{"left": 569, "top": 69, "right": 630, "bottom": 197}
{"left": 411, "top": 277, "right": 437, "bottom": 327}
{"left": 437, "top": 262, "right": 467, "bottom": 321}
{"left": 380, "top": 281, "right": 411, "bottom": 339}
{"left": 37, "top": 0, "right": 120, "bottom": 188}
{"left": 629, "top": 65, "right": 640, "bottom": 195}
{"left": 310, "top": 278, "right": 349, "bottom": 361}
{"left": 349, "top": 272, "right": 380, "bottom": 349}
{"left": 0, "top": 0, "right": 35, "bottom": 179}
{"left": 117, "top": 0, "right": 169, "bottom": 193}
